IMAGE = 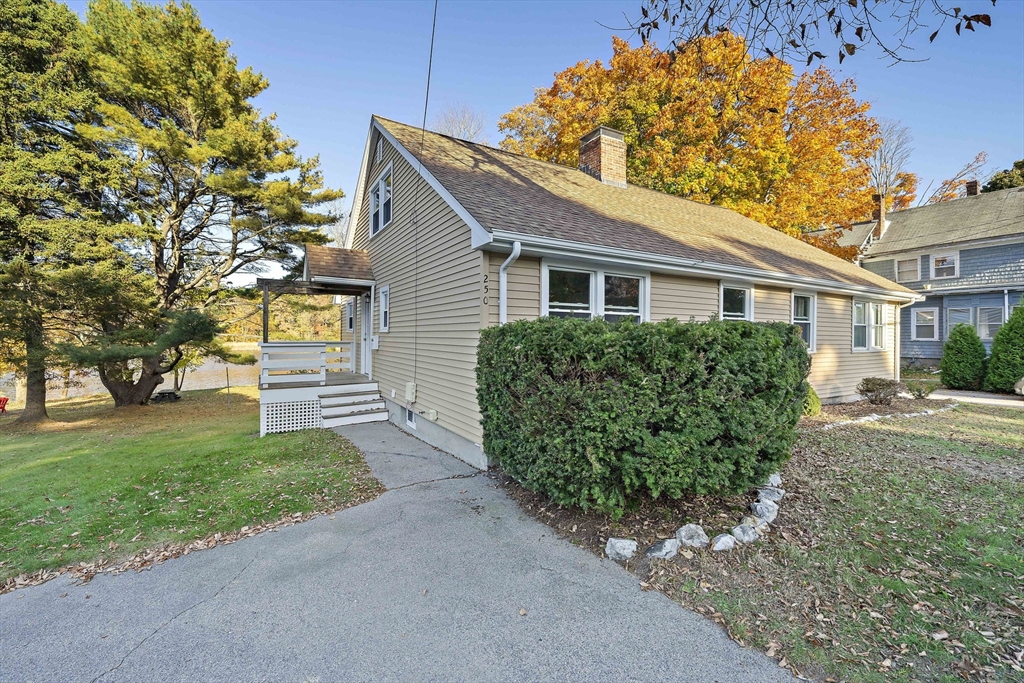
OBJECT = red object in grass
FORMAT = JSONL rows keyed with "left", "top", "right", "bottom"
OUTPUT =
{"left": 0, "top": 397, "right": 7, "bottom": 414}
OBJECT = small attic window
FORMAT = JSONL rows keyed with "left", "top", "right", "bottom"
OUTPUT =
{"left": 375, "top": 138, "right": 383, "bottom": 163}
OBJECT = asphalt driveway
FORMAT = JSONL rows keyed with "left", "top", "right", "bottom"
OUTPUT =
{"left": 0, "top": 423, "right": 791, "bottom": 682}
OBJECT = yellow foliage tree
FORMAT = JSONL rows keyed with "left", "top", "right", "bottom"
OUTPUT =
{"left": 498, "top": 35, "right": 880, "bottom": 257}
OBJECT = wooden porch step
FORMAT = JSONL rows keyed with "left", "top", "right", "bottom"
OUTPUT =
{"left": 322, "top": 399, "right": 386, "bottom": 418}
{"left": 323, "top": 408, "right": 389, "bottom": 428}
{"left": 318, "top": 382, "right": 380, "bottom": 397}
{"left": 321, "top": 393, "right": 381, "bottom": 408}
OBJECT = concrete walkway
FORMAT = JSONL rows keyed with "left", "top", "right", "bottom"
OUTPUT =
{"left": 929, "top": 389, "right": 1024, "bottom": 408}
{"left": 1, "top": 423, "right": 791, "bottom": 683}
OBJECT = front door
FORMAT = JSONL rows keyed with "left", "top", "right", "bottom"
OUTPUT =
{"left": 360, "top": 294, "right": 372, "bottom": 377}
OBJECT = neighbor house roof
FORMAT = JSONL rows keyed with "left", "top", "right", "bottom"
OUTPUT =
{"left": 863, "top": 187, "right": 1024, "bottom": 257}
{"left": 304, "top": 244, "right": 374, "bottom": 282}
{"left": 374, "top": 117, "right": 914, "bottom": 297}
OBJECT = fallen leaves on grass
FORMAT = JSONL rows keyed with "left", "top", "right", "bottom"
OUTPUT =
{"left": 1, "top": 495, "right": 379, "bottom": 595}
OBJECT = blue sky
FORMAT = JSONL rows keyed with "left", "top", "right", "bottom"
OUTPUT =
{"left": 67, "top": 0, "right": 1024, "bottom": 213}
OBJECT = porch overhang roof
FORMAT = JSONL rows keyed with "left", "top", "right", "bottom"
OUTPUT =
{"left": 256, "top": 277, "right": 372, "bottom": 296}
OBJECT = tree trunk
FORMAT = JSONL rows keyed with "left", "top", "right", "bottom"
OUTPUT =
{"left": 16, "top": 313, "right": 49, "bottom": 424}
{"left": 98, "top": 356, "right": 167, "bottom": 406}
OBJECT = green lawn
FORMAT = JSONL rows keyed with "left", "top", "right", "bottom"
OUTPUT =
{"left": 659, "top": 404, "right": 1024, "bottom": 681}
{"left": 0, "top": 387, "right": 382, "bottom": 585}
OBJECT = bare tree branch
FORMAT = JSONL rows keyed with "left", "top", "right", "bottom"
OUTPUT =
{"left": 633, "top": 0, "right": 998, "bottom": 66}
{"left": 432, "top": 102, "right": 489, "bottom": 143}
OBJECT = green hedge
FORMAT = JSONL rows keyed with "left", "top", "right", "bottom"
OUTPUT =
{"left": 477, "top": 317, "right": 810, "bottom": 516}
{"left": 940, "top": 323, "right": 987, "bottom": 390}
{"left": 984, "top": 306, "right": 1024, "bottom": 393}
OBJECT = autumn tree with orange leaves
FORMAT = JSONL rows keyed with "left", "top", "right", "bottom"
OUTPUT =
{"left": 498, "top": 35, "right": 879, "bottom": 259}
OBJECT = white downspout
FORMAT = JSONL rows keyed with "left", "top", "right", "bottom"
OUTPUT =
{"left": 1005, "top": 289, "right": 1010, "bottom": 322}
{"left": 499, "top": 241, "right": 522, "bottom": 325}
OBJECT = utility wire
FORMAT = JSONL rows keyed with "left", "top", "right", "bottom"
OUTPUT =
{"left": 411, "top": 0, "right": 438, "bottom": 390}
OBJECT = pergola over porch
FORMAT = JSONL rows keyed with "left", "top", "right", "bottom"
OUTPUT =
{"left": 255, "top": 245, "right": 376, "bottom": 390}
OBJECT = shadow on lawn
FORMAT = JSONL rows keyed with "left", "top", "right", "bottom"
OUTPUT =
{"left": 0, "top": 387, "right": 259, "bottom": 434}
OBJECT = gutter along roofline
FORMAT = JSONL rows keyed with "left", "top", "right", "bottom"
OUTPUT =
{"left": 486, "top": 230, "right": 923, "bottom": 303}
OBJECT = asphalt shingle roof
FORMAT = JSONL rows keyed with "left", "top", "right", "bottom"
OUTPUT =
{"left": 377, "top": 117, "right": 913, "bottom": 295}
{"left": 862, "top": 187, "right": 1024, "bottom": 257}
{"left": 305, "top": 244, "right": 374, "bottom": 281}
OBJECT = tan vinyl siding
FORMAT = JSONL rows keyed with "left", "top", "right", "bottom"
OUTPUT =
{"left": 808, "top": 293, "right": 897, "bottom": 402}
{"left": 485, "top": 254, "right": 541, "bottom": 325}
{"left": 754, "top": 286, "right": 791, "bottom": 322}
{"left": 351, "top": 133, "right": 486, "bottom": 445}
{"left": 648, "top": 273, "right": 719, "bottom": 321}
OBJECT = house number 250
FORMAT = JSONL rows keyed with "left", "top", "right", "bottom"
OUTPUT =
{"left": 482, "top": 274, "right": 489, "bottom": 304}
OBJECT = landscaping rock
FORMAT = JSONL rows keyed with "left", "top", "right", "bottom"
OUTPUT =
{"left": 711, "top": 534, "right": 736, "bottom": 552}
{"left": 741, "top": 515, "right": 770, "bottom": 534}
{"left": 751, "top": 499, "right": 779, "bottom": 523}
{"left": 675, "top": 524, "right": 710, "bottom": 548}
{"left": 605, "top": 537, "right": 638, "bottom": 561}
{"left": 731, "top": 524, "right": 759, "bottom": 544}
{"left": 645, "top": 538, "right": 680, "bottom": 560}
{"left": 758, "top": 486, "right": 785, "bottom": 503}
{"left": 767, "top": 472, "right": 783, "bottom": 487}
{"left": 1015, "top": 376, "right": 1024, "bottom": 396}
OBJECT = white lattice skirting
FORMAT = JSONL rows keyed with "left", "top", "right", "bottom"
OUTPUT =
{"left": 261, "top": 400, "right": 322, "bottom": 436}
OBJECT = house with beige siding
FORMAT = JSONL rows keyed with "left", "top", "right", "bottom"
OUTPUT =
{"left": 256, "top": 116, "right": 920, "bottom": 469}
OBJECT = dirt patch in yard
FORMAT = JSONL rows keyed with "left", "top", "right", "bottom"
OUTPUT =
{"left": 501, "top": 404, "right": 1024, "bottom": 682}
{"left": 802, "top": 397, "right": 956, "bottom": 424}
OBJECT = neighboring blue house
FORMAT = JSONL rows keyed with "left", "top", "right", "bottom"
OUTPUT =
{"left": 850, "top": 185, "right": 1023, "bottom": 366}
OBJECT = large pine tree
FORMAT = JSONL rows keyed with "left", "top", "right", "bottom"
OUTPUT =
{"left": 62, "top": 0, "right": 341, "bottom": 405}
{"left": 0, "top": 0, "right": 127, "bottom": 423}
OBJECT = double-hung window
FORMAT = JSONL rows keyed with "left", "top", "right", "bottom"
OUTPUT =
{"left": 931, "top": 253, "right": 958, "bottom": 279}
{"left": 345, "top": 299, "right": 355, "bottom": 333}
{"left": 379, "top": 285, "right": 390, "bottom": 332}
{"left": 896, "top": 258, "right": 919, "bottom": 283}
{"left": 977, "top": 307, "right": 1004, "bottom": 340}
{"left": 543, "top": 265, "right": 647, "bottom": 322}
{"left": 370, "top": 167, "right": 393, "bottom": 237}
{"left": 603, "top": 275, "right": 642, "bottom": 322}
{"left": 546, "top": 268, "right": 593, "bottom": 319}
{"left": 946, "top": 307, "right": 972, "bottom": 337}
{"left": 853, "top": 301, "right": 885, "bottom": 351}
{"left": 911, "top": 308, "right": 937, "bottom": 341}
{"left": 721, "top": 284, "right": 752, "bottom": 321}
{"left": 792, "top": 293, "right": 815, "bottom": 351}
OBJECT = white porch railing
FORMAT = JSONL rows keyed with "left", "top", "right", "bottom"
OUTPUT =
{"left": 259, "top": 341, "right": 355, "bottom": 386}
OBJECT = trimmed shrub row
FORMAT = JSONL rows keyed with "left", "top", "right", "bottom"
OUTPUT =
{"left": 477, "top": 317, "right": 810, "bottom": 517}
{"left": 941, "top": 308, "right": 1024, "bottom": 392}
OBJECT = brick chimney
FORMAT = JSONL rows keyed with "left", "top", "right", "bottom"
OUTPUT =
{"left": 871, "top": 193, "right": 888, "bottom": 240}
{"left": 579, "top": 126, "right": 626, "bottom": 188}
{"left": 966, "top": 179, "right": 980, "bottom": 196}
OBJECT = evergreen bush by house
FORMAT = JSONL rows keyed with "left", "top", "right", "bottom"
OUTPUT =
{"left": 476, "top": 317, "right": 810, "bottom": 517}
{"left": 940, "top": 324, "right": 988, "bottom": 390}
{"left": 856, "top": 377, "right": 904, "bottom": 405}
{"left": 983, "top": 306, "right": 1024, "bottom": 392}
{"left": 803, "top": 385, "right": 822, "bottom": 416}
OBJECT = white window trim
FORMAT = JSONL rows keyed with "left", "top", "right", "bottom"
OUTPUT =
{"left": 720, "top": 281, "right": 754, "bottom": 321}
{"left": 791, "top": 291, "right": 816, "bottom": 353}
{"left": 945, "top": 307, "right": 973, "bottom": 337}
{"left": 540, "top": 261, "right": 650, "bottom": 322}
{"left": 852, "top": 300, "right": 887, "bottom": 352}
{"left": 368, "top": 162, "right": 394, "bottom": 239}
{"left": 977, "top": 306, "right": 1004, "bottom": 340}
{"left": 405, "top": 406, "right": 417, "bottom": 429}
{"left": 345, "top": 299, "right": 355, "bottom": 333}
{"left": 895, "top": 257, "right": 920, "bottom": 283}
{"left": 930, "top": 251, "right": 959, "bottom": 280}
{"left": 910, "top": 307, "right": 939, "bottom": 341}
{"left": 379, "top": 285, "right": 390, "bottom": 333}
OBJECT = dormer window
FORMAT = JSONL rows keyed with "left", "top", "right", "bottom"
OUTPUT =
{"left": 370, "top": 166, "right": 393, "bottom": 237}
